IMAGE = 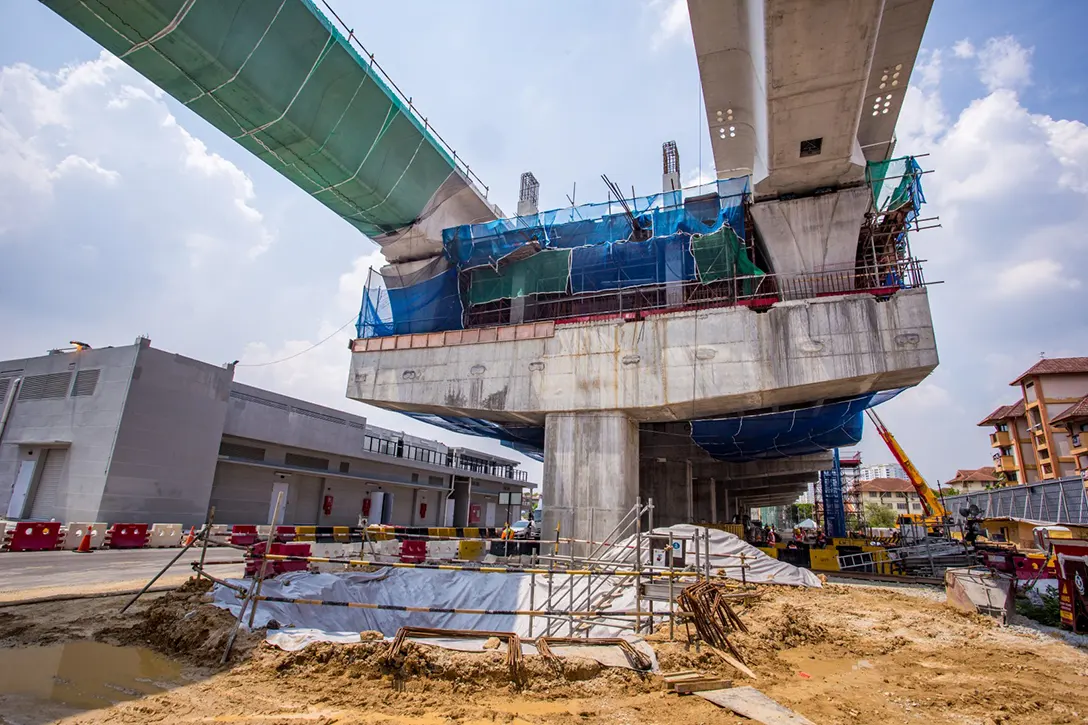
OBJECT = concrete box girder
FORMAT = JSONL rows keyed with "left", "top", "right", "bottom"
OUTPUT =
{"left": 347, "top": 289, "right": 937, "bottom": 424}
{"left": 689, "top": 0, "right": 934, "bottom": 196}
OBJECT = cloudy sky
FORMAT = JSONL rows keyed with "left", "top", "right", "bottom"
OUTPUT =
{"left": 1, "top": 0, "right": 1086, "bottom": 487}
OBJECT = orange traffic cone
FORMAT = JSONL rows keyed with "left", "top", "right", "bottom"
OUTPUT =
{"left": 74, "top": 530, "right": 93, "bottom": 553}
{"left": 182, "top": 526, "right": 196, "bottom": 547}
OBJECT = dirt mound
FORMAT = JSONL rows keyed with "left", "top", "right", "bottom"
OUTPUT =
{"left": 261, "top": 639, "right": 654, "bottom": 696}
{"left": 98, "top": 576, "right": 260, "bottom": 665}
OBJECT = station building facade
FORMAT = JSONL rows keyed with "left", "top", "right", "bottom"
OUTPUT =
{"left": 0, "top": 338, "right": 533, "bottom": 528}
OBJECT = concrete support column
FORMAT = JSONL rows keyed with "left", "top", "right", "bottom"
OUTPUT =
{"left": 685, "top": 460, "right": 694, "bottom": 522}
{"left": 665, "top": 243, "right": 685, "bottom": 307}
{"left": 451, "top": 476, "right": 471, "bottom": 527}
{"left": 543, "top": 411, "right": 639, "bottom": 558}
{"left": 709, "top": 477, "right": 717, "bottom": 523}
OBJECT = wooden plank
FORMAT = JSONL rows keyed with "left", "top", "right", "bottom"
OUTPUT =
{"left": 708, "top": 646, "right": 758, "bottom": 680}
{"left": 697, "top": 687, "right": 816, "bottom": 725}
{"left": 674, "top": 679, "right": 732, "bottom": 694}
{"left": 663, "top": 672, "right": 705, "bottom": 682}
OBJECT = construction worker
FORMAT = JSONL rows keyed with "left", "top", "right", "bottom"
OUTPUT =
{"left": 501, "top": 521, "right": 513, "bottom": 540}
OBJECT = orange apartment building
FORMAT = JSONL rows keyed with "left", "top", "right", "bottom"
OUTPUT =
{"left": 944, "top": 466, "right": 1000, "bottom": 494}
{"left": 978, "top": 357, "right": 1088, "bottom": 484}
{"left": 1052, "top": 397, "right": 1088, "bottom": 480}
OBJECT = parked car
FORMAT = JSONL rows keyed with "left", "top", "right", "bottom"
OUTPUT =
{"left": 510, "top": 519, "right": 539, "bottom": 540}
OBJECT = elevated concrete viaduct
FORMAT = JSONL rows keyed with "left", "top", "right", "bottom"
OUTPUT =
{"left": 346, "top": 0, "right": 938, "bottom": 546}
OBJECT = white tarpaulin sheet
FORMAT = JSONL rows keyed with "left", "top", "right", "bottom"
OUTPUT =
{"left": 210, "top": 525, "right": 816, "bottom": 649}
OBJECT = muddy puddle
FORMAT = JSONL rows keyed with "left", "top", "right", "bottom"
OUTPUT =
{"left": 0, "top": 640, "right": 185, "bottom": 715}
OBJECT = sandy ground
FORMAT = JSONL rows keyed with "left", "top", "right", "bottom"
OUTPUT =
{"left": 1, "top": 577, "right": 1086, "bottom": 725}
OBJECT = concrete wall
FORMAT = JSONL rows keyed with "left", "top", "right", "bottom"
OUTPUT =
{"left": 349, "top": 288, "right": 937, "bottom": 423}
{"left": 226, "top": 383, "right": 371, "bottom": 461}
{"left": 102, "top": 345, "right": 232, "bottom": 525}
{"left": 208, "top": 462, "right": 275, "bottom": 524}
{"left": 0, "top": 345, "right": 138, "bottom": 521}
{"left": 750, "top": 187, "right": 871, "bottom": 277}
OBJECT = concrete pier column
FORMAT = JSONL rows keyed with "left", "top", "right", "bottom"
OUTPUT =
{"left": 709, "top": 477, "right": 717, "bottom": 523}
{"left": 685, "top": 461, "right": 694, "bottom": 522}
{"left": 451, "top": 475, "right": 471, "bottom": 527}
{"left": 543, "top": 411, "right": 638, "bottom": 558}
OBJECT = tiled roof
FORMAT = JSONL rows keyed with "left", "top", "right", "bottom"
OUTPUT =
{"left": 1011, "top": 357, "right": 1088, "bottom": 385}
{"left": 857, "top": 477, "right": 915, "bottom": 493}
{"left": 948, "top": 467, "right": 1000, "bottom": 483}
{"left": 1052, "top": 394, "right": 1088, "bottom": 424}
{"left": 978, "top": 399, "right": 1026, "bottom": 426}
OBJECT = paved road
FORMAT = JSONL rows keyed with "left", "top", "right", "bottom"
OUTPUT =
{"left": 0, "top": 547, "right": 245, "bottom": 603}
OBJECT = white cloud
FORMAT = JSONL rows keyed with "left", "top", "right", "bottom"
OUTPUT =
{"left": 915, "top": 49, "right": 942, "bottom": 89}
{"left": 860, "top": 34, "right": 1088, "bottom": 481}
{"left": 992, "top": 259, "right": 1080, "bottom": 297}
{"left": 51, "top": 154, "right": 120, "bottom": 184}
{"left": 952, "top": 39, "right": 975, "bottom": 59}
{"left": 976, "top": 36, "right": 1032, "bottom": 92}
{"left": 649, "top": 0, "right": 690, "bottom": 51}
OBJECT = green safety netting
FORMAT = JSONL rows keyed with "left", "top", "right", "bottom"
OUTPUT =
{"left": 866, "top": 156, "right": 924, "bottom": 213}
{"left": 42, "top": 0, "right": 486, "bottom": 246}
{"left": 468, "top": 249, "right": 572, "bottom": 306}
{"left": 691, "top": 226, "right": 763, "bottom": 283}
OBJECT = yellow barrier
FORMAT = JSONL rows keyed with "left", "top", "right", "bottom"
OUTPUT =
{"left": 294, "top": 525, "right": 317, "bottom": 542}
{"left": 808, "top": 548, "right": 840, "bottom": 572}
{"left": 756, "top": 546, "right": 778, "bottom": 559}
{"left": 462, "top": 527, "right": 480, "bottom": 539}
{"left": 332, "top": 526, "right": 351, "bottom": 543}
{"left": 832, "top": 537, "right": 867, "bottom": 547}
{"left": 458, "top": 540, "right": 485, "bottom": 560}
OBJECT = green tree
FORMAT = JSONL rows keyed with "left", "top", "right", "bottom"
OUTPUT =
{"left": 792, "top": 503, "right": 814, "bottom": 523}
{"left": 941, "top": 487, "right": 960, "bottom": 497}
{"left": 864, "top": 501, "right": 897, "bottom": 528}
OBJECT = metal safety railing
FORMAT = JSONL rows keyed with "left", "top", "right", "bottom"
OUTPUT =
{"left": 314, "top": 0, "right": 490, "bottom": 199}
{"left": 359, "top": 257, "right": 931, "bottom": 337}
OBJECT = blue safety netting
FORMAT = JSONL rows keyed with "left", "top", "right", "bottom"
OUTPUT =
{"left": 357, "top": 263, "right": 463, "bottom": 338}
{"left": 690, "top": 389, "right": 904, "bottom": 463}
{"left": 569, "top": 233, "right": 697, "bottom": 294}
{"left": 445, "top": 178, "right": 748, "bottom": 271}
{"left": 404, "top": 413, "right": 545, "bottom": 461}
{"left": 358, "top": 176, "right": 757, "bottom": 338}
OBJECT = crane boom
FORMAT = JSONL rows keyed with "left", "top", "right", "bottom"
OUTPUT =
{"left": 864, "top": 409, "right": 947, "bottom": 519}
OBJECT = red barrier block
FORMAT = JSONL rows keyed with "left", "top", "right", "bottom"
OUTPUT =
{"left": 274, "top": 526, "right": 297, "bottom": 543}
{"left": 246, "top": 541, "right": 311, "bottom": 577}
{"left": 4, "top": 522, "right": 62, "bottom": 552}
{"left": 400, "top": 539, "right": 427, "bottom": 564}
{"left": 230, "top": 524, "right": 260, "bottom": 547}
{"left": 106, "top": 523, "right": 150, "bottom": 549}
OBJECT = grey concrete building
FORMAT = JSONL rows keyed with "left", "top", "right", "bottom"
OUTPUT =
{"left": 0, "top": 338, "right": 533, "bottom": 528}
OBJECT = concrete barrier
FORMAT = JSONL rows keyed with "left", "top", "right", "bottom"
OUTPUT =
{"left": 60, "top": 522, "right": 108, "bottom": 550}
{"left": 428, "top": 541, "right": 458, "bottom": 560}
{"left": 149, "top": 523, "right": 183, "bottom": 548}
{"left": 208, "top": 524, "right": 230, "bottom": 545}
